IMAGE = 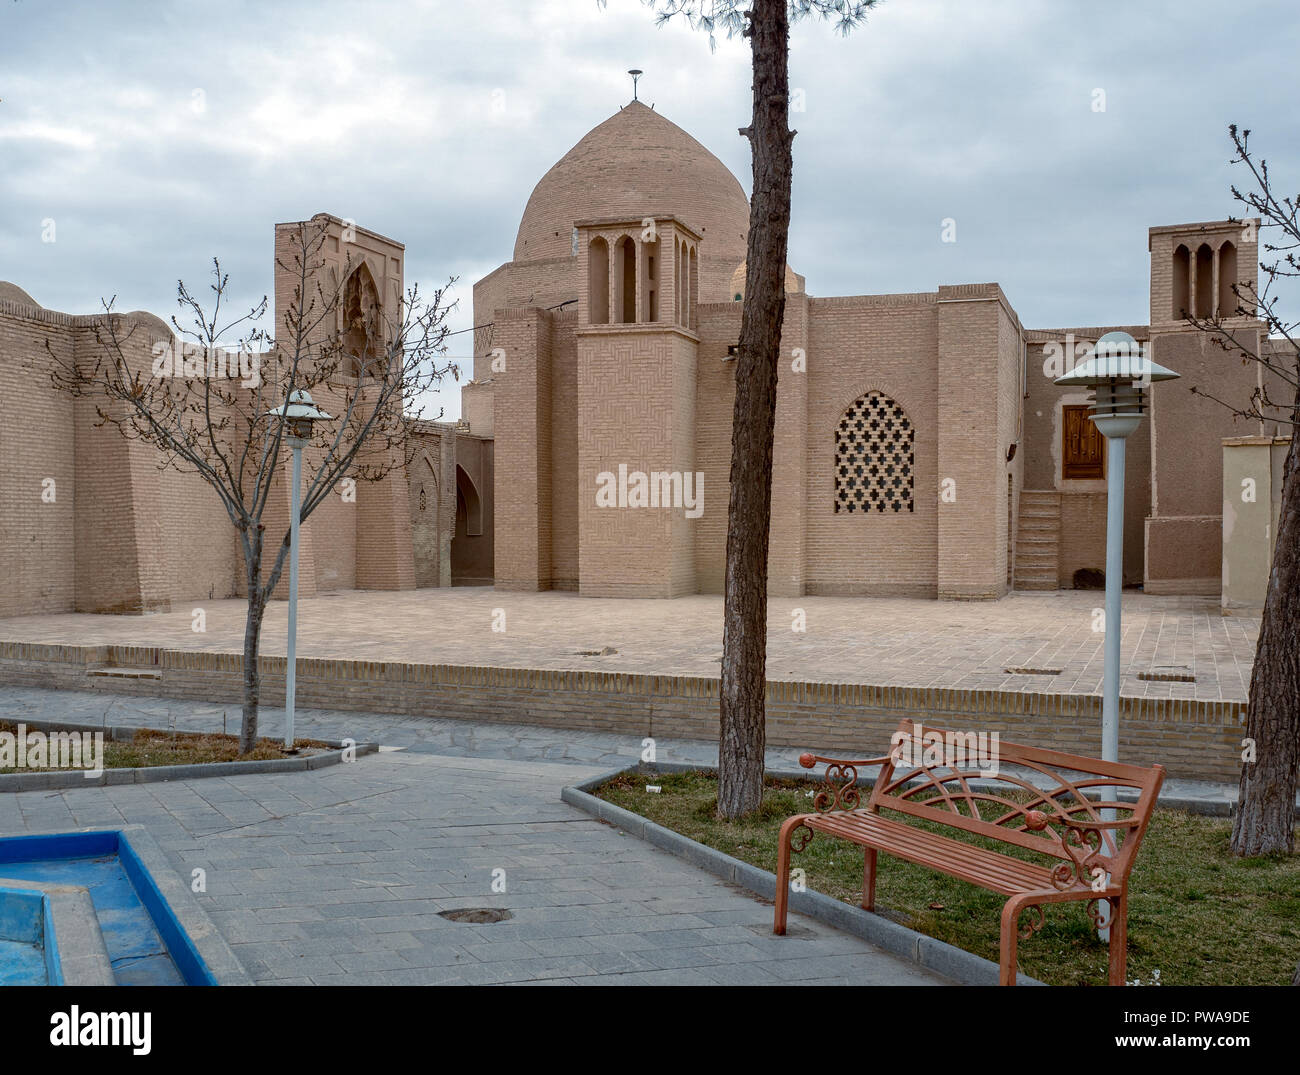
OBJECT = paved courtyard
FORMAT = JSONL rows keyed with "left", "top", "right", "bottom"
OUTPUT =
{"left": 0, "top": 687, "right": 950, "bottom": 986}
{"left": 0, "top": 588, "right": 1259, "bottom": 702}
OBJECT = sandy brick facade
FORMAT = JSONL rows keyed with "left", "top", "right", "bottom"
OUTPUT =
{"left": 466, "top": 102, "right": 1280, "bottom": 601}
{"left": 0, "top": 214, "right": 488, "bottom": 615}
{"left": 1, "top": 103, "right": 1280, "bottom": 613}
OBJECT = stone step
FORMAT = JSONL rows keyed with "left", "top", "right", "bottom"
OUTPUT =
{"left": 1015, "top": 559, "right": 1058, "bottom": 573}
{"left": 1015, "top": 568, "right": 1059, "bottom": 582}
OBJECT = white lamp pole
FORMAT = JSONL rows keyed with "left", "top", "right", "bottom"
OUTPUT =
{"left": 265, "top": 390, "right": 333, "bottom": 750}
{"left": 285, "top": 432, "right": 305, "bottom": 750}
{"left": 1056, "top": 331, "right": 1178, "bottom": 942}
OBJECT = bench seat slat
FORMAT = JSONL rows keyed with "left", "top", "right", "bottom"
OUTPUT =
{"left": 803, "top": 810, "right": 1083, "bottom": 896}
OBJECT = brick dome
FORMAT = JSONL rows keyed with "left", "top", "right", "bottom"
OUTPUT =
{"left": 512, "top": 101, "right": 750, "bottom": 264}
{"left": 0, "top": 281, "right": 40, "bottom": 308}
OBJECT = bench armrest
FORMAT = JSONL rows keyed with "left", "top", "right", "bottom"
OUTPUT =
{"left": 797, "top": 752, "right": 893, "bottom": 813}
{"left": 797, "top": 752, "right": 894, "bottom": 771}
{"left": 1025, "top": 810, "right": 1142, "bottom": 836}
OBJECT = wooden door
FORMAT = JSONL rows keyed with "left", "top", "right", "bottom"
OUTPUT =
{"left": 1062, "top": 405, "right": 1104, "bottom": 480}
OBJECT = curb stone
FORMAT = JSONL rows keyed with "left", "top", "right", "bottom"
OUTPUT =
{"left": 0, "top": 716, "right": 378, "bottom": 792}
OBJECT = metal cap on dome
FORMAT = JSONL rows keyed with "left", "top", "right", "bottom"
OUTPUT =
{"left": 265, "top": 389, "right": 333, "bottom": 422}
{"left": 1054, "top": 331, "right": 1179, "bottom": 387}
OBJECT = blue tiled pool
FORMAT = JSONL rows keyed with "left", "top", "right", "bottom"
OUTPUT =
{"left": 0, "top": 885, "right": 62, "bottom": 986}
{"left": 0, "top": 831, "right": 215, "bottom": 986}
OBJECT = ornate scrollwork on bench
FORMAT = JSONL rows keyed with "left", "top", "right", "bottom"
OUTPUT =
{"left": 1024, "top": 809, "right": 1139, "bottom": 893}
{"left": 788, "top": 820, "right": 815, "bottom": 854}
{"left": 813, "top": 763, "right": 861, "bottom": 813}
{"left": 1086, "top": 897, "right": 1112, "bottom": 932}
{"left": 1017, "top": 904, "right": 1046, "bottom": 940}
{"left": 1054, "top": 822, "right": 1106, "bottom": 891}
{"left": 798, "top": 752, "right": 894, "bottom": 814}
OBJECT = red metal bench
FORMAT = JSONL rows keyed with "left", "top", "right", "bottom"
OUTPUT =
{"left": 774, "top": 717, "right": 1164, "bottom": 985}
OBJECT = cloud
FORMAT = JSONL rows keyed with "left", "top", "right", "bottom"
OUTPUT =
{"left": 2, "top": 0, "right": 1297, "bottom": 421}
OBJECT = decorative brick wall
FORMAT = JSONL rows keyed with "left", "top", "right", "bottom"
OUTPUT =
{"left": 0, "top": 642, "right": 1245, "bottom": 784}
{"left": 805, "top": 294, "right": 942, "bottom": 596}
{"left": 0, "top": 213, "right": 432, "bottom": 616}
{"left": 935, "top": 285, "right": 1016, "bottom": 599}
{"left": 577, "top": 324, "right": 699, "bottom": 597}
{"left": 0, "top": 304, "right": 77, "bottom": 616}
{"left": 492, "top": 307, "right": 554, "bottom": 590}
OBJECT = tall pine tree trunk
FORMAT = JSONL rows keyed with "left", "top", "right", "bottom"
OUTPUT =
{"left": 1232, "top": 381, "right": 1300, "bottom": 855}
{"left": 717, "top": 0, "right": 794, "bottom": 819}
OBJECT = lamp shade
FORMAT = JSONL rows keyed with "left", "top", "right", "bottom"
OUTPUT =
{"left": 1054, "top": 331, "right": 1179, "bottom": 387}
{"left": 264, "top": 389, "right": 333, "bottom": 422}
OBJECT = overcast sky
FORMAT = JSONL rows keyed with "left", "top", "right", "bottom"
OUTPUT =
{"left": 3, "top": 0, "right": 1297, "bottom": 420}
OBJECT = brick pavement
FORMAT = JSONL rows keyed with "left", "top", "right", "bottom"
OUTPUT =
{"left": 0, "top": 588, "right": 1259, "bottom": 702}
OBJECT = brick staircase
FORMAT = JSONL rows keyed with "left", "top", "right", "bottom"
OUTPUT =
{"left": 1014, "top": 490, "right": 1061, "bottom": 590}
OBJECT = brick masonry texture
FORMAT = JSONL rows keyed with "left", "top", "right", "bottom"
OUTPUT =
{"left": 2, "top": 102, "right": 1288, "bottom": 616}
{"left": 0, "top": 217, "right": 488, "bottom": 616}
{"left": 465, "top": 101, "right": 1283, "bottom": 601}
{"left": 2, "top": 103, "right": 1280, "bottom": 814}
{"left": 0, "top": 588, "right": 1256, "bottom": 784}
{"left": 0, "top": 642, "right": 1244, "bottom": 784}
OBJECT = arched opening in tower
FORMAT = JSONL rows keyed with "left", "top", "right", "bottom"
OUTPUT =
{"left": 588, "top": 236, "right": 609, "bottom": 324}
{"left": 1217, "top": 241, "right": 1238, "bottom": 317}
{"left": 1194, "top": 243, "right": 1214, "bottom": 319}
{"left": 1172, "top": 244, "right": 1190, "bottom": 319}
{"left": 617, "top": 236, "right": 637, "bottom": 323}
{"left": 343, "top": 263, "right": 383, "bottom": 378}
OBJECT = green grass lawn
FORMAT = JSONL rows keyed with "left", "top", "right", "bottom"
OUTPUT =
{"left": 0, "top": 721, "right": 331, "bottom": 772}
{"left": 595, "top": 769, "right": 1300, "bottom": 986}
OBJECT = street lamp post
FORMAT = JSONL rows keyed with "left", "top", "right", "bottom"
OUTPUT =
{"left": 1055, "top": 331, "right": 1178, "bottom": 941}
{"left": 265, "top": 389, "right": 333, "bottom": 750}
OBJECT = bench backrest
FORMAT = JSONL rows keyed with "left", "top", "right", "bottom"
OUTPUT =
{"left": 868, "top": 718, "right": 1165, "bottom": 883}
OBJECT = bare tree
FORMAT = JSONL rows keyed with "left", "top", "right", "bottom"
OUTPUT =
{"left": 606, "top": 0, "right": 878, "bottom": 819}
{"left": 1183, "top": 126, "right": 1299, "bottom": 856}
{"left": 49, "top": 219, "right": 456, "bottom": 752}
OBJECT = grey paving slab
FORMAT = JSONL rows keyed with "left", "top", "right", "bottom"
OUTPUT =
{"left": 1, "top": 729, "right": 951, "bottom": 986}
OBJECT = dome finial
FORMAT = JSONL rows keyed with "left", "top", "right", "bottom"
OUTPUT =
{"left": 628, "top": 69, "right": 643, "bottom": 101}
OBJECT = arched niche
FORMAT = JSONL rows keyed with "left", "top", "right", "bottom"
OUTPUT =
{"left": 1218, "top": 240, "right": 1238, "bottom": 317}
{"left": 457, "top": 464, "right": 483, "bottom": 537}
{"left": 588, "top": 236, "right": 609, "bottom": 324}
{"left": 1172, "top": 244, "right": 1190, "bottom": 319}
{"left": 343, "top": 262, "right": 383, "bottom": 378}
{"left": 1194, "top": 243, "right": 1214, "bottom": 318}
{"left": 616, "top": 236, "right": 637, "bottom": 323}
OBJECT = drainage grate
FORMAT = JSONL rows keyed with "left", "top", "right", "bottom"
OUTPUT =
{"left": 1138, "top": 669, "right": 1196, "bottom": 683}
{"left": 1004, "top": 667, "right": 1063, "bottom": 676}
{"left": 438, "top": 908, "right": 512, "bottom": 924}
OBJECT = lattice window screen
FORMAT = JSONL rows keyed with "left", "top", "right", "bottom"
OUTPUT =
{"left": 834, "top": 392, "right": 915, "bottom": 513}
